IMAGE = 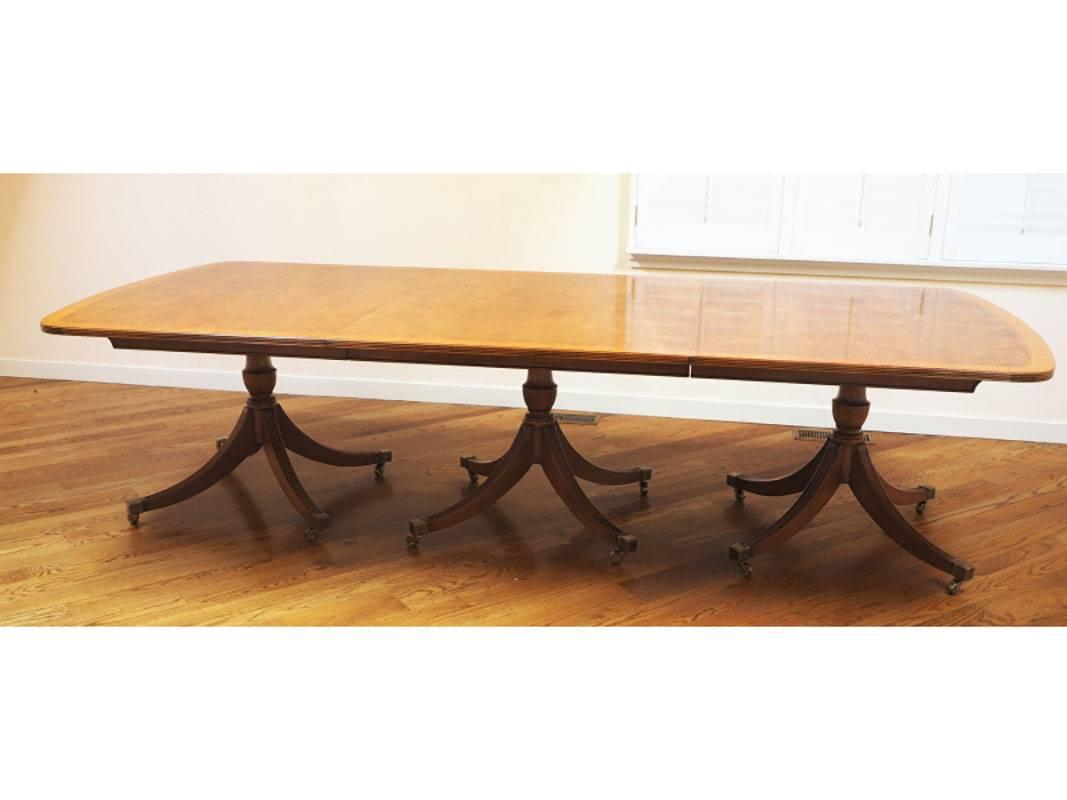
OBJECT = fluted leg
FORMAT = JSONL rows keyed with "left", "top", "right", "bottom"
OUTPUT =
{"left": 257, "top": 408, "right": 329, "bottom": 540}
{"left": 726, "top": 440, "right": 828, "bottom": 502}
{"left": 460, "top": 453, "right": 503, "bottom": 483}
{"left": 849, "top": 446, "right": 972, "bottom": 592}
{"left": 409, "top": 427, "right": 534, "bottom": 545}
{"left": 728, "top": 442, "right": 843, "bottom": 573}
{"left": 541, "top": 430, "right": 637, "bottom": 561}
{"left": 557, "top": 427, "right": 650, "bottom": 495}
{"left": 276, "top": 406, "right": 391, "bottom": 475}
{"left": 126, "top": 408, "right": 260, "bottom": 526}
{"left": 876, "top": 473, "right": 936, "bottom": 513}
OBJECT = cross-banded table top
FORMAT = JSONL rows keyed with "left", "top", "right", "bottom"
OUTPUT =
{"left": 41, "top": 261, "right": 1055, "bottom": 390}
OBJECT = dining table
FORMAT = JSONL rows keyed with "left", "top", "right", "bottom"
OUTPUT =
{"left": 41, "top": 261, "right": 1055, "bottom": 593}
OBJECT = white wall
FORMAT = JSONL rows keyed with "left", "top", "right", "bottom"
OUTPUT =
{"left": 1, "top": 174, "right": 1063, "bottom": 443}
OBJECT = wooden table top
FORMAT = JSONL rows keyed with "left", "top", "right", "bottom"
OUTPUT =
{"left": 42, "top": 261, "right": 1055, "bottom": 390}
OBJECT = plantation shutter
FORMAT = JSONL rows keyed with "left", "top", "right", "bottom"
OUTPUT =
{"left": 784, "top": 174, "right": 938, "bottom": 262}
{"left": 940, "top": 174, "right": 1067, "bottom": 265}
{"left": 632, "top": 174, "right": 784, "bottom": 257}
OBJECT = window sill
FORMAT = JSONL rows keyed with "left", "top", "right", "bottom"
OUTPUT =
{"left": 628, "top": 252, "right": 1067, "bottom": 288}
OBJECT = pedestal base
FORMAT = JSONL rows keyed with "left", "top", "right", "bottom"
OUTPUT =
{"left": 408, "top": 368, "right": 650, "bottom": 562}
{"left": 124, "top": 355, "right": 390, "bottom": 540}
{"left": 726, "top": 386, "right": 974, "bottom": 594}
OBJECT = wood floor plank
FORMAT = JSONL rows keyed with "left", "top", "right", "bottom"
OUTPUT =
{"left": 1, "top": 376, "right": 1065, "bottom": 625}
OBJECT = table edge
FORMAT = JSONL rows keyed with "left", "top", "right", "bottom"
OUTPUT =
{"left": 40, "top": 263, "right": 1057, "bottom": 388}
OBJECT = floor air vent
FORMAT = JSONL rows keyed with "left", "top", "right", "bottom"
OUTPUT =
{"left": 552, "top": 412, "right": 599, "bottom": 426}
{"left": 793, "top": 428, "right": 873, "bottom": 444}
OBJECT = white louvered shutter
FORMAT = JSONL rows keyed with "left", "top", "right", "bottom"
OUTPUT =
{"left": 941, "top": 174, "right": 1067, "bottom": 265}
{"left": 785, "top": 174, "right": 938, "bottom": 262}
{"left": 632, "top": 174, "right": 784, "bottom": 257}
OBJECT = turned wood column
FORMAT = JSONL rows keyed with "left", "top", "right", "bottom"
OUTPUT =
{"left": 409, "top": 367, "right": 648, "bottom": 561}
{"left": 726, "top": 383, "right": 972, "bottom": 594}
{"left": 831, "top": 385, "right": 869, "bottom": 442}
{"left": 124, "top": 353, "right": 390, "bottom": 540}
{"left": 522, "top": 367, "right": 557, "bottom": 417}
{"left": 242, "top": 354, "right": 277, "bottom": 407}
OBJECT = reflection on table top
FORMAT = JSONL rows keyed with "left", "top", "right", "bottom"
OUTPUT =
{"left": 42, "top": 261, "right": 1055, "bottom": 388}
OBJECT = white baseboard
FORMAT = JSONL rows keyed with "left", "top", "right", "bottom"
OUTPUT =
{"left": 2, "top": 357, "right": 1064, "bottom": 444}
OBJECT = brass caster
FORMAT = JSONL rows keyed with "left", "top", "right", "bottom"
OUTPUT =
{"left": 726, "top": 473, "right": 745, "bottom": 503}
{"left": 124, "top": 498, "right": 144, "bottom": 529}
{"left": 637, "top": 467, "right": 652, "bottom": 496}
{"left": 459, "top": 455, "right": 482, "bottom": 484}
{"left": 304, "top": 512, "right": 328, "bottom": 542}
{"left": 374, "top": 451, "right": 392, "bottom": 478}
{"left": 407, "top": 518, "right": 427, "bottom": 550}
{"left": 946, "top": 579, "right": 962, "bottom": 596}
{"left": 611, "top": 534, "right": 638, "bottom": 564}
{"left": 728, "top": 543, "right": 751, "bottom": 572}
{"left": 215, "top": 436, "right": 227, "bottom": 450}
{"left": 916, "top": 485, "right": 935, "bottom": 514}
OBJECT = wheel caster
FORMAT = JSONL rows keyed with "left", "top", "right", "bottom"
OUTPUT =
{"left": 946, "top": 579, "right": 962, "bottom": 595}
{"left": 374, "top": 451, "right": 393, "bottom": 478}
{"left": 215, "top": 436, "right": 227, "bottom": 450}
{"left": 303, "top": 513, "right": 328, "bottom": 542}
{"left": 738, "top": 560, "right": 753, "bottom": 577}
{"left": 407, "top": 518, "right": 427, "bottom": 550}
{"left": 459, "top": 455, "right": 481, "bottom": 484}
{"left": 124, "top": 498, "right": 144, "bottom": 528}
{"left": 639, "top": 479, "right": 649, "bottom": 497}
{"left": 916, "top": 485, "right": 935, "bottom": 514}
{"left": 726, "top": 473, "right": 745, "bottom": 503}
{"left": 610, "top": 534, "right": 638, "bottom": 563}
{"left": 614, "top": 534, "right": 638, "bottom": 562}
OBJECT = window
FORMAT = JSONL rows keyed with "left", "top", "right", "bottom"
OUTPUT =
{"left": 634, "top": 174, "right": 783, "bottom": 257}
{"left": 630, "top": 173, "right": 1067, "bottom": 273}
{"left": 941, "top": 174, "right": 1067, "bottom": 265}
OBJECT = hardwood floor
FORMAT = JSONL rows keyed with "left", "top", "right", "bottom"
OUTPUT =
{"left": 1, "top": 376, "right": 1065, "bottom": 625}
